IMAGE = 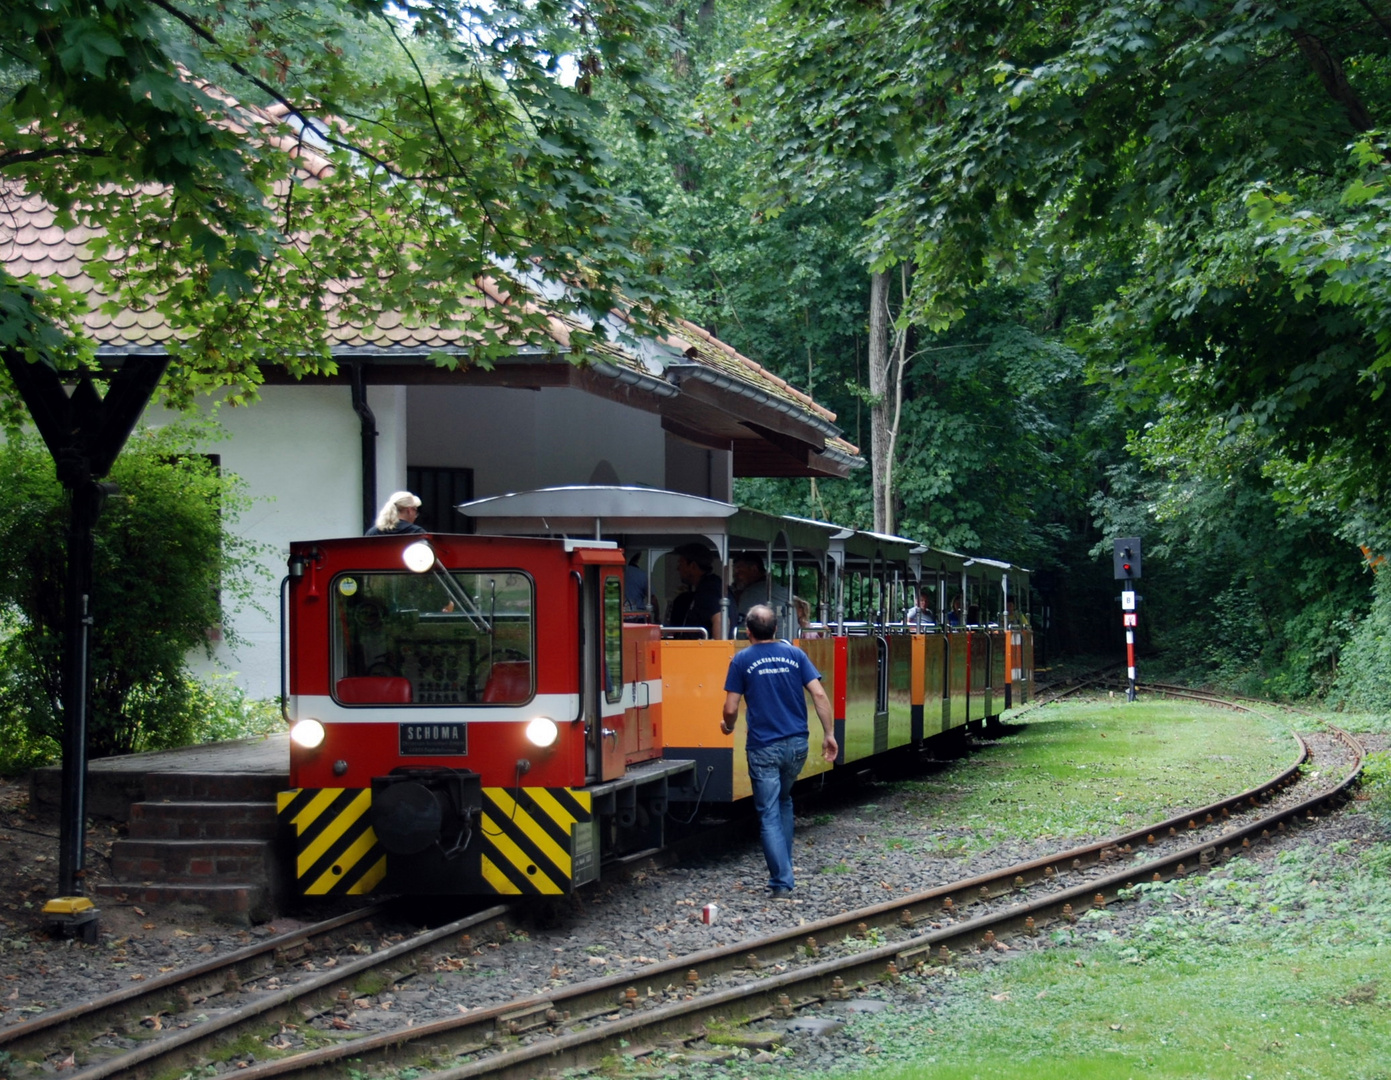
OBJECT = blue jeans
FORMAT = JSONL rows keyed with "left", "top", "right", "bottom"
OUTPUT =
{"left": 747, "top": 735, "right": 808, "bottom": 891}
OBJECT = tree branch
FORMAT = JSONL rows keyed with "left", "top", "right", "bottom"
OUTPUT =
{"left": 0, "top": 146, "right": 107, "bottom": 168}
{"left": 1356, "top": 0, "right": 1391, "bottom": 40}
{"left": 1290, "top": 28, "right": 1374, "bottom": 132}
{"left": 145, "top": 0, "right": 418, "bottom": 180}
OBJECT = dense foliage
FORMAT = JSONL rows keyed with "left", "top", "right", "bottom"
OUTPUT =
{"left": 0, "top": 0, "right": 678, "bottom": 413}
{"left": 0, "top": 425, "right": 263, "bottom": 758}
{"left": 684, "top": 0, "right": 1388, "bottom": 689}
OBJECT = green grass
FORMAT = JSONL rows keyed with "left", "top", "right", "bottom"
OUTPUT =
{"left": 812, "top": 847, "right": 1391, "bottom": 1078}
{"left": 900, "top": 700, "right": 1297, "bottom": 851}
{"left": 767, "top": 700, "right": 1391, "bottom": 1080}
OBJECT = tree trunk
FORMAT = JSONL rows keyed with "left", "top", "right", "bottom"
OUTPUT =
{"left": 868, "top": 270, "right": 892, "bottom": 534}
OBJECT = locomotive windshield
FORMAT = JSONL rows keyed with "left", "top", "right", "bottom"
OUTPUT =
{"left": 330, "top": 570, "right": 533, "bottom": 706}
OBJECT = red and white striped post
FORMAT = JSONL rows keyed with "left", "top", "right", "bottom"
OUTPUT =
{"left": 1121, "top": 589, "right": 1137, "bottom": 702}
{"left": 1113, "top": 537, "right": 1142, "bottom": 703}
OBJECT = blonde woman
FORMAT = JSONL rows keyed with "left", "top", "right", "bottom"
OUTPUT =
{"left": 366, "top": 491, "right": 425, "bottom": 536}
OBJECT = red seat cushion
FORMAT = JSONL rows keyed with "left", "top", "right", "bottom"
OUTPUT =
{"left": 482, "top": 661, "right": 531, "bottom": 703}
{"left": 336, "top": 676, "right": 413, "bottom": 704}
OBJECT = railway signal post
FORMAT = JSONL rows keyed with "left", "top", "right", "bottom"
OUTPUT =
{"left": 1113, "top": 537, "right": 1142, "bottom": 702}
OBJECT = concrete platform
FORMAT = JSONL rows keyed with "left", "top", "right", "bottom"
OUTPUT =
{"left": 29, "top": 733, "right": 290, "bottom": 822}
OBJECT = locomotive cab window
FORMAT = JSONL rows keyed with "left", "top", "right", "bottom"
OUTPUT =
{"left": 331, "top": 570, "right": 533, "bottom": 706}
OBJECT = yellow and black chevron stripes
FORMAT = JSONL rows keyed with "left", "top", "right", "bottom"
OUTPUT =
{"left": 479, "top": 786, "right": 592, "bottom": 895}
{"left": 278, "top": 786, "right": 593, "bottom": 897}
{"left": 277, "top": 788, "right": 386, "bottom": 896}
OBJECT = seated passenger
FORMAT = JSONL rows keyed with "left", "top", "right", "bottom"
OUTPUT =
{"left": 903, "top": 587, "right": 936, "bottom": 629}
{"left": 732, "top": 553, "right": 791, "bottom": 623}
{"left": 668, "top": 542, "right": 723, "bottom": 635}
{"left": 623, "top": 550, "right": 649, "bottom": 613}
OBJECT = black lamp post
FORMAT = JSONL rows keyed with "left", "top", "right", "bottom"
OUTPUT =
{"left": 3, "top": 352, "right": 169, "bottom": 918}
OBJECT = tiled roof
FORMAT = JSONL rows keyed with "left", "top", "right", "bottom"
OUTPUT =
{"left": 664, "top": 318, "right": 837, "bottom": 425}
{"left": 0, "top": 182, "right": 495, "bottom": 352}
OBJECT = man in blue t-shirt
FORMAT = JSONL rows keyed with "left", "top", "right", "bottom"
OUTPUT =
{"left": 721, "top": 604, "right": 838, "bottom": 899}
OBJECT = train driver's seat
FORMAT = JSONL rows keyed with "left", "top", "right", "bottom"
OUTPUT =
{"left": 481, "top": 661, "right": 531, "bottom": 703}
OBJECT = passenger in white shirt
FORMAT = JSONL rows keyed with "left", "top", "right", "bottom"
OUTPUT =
{"left": 903, "top": 587, "right": 937, "bottom": 630}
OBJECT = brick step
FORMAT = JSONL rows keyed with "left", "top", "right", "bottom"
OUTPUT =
{"left": 93, "top": 882, "right": 271, "bottom": 925}
{"left": 127, "top": 801, "right": 278, "bottom": 841}
{"left": 110, "top": 838, "right": 278, "bottom": 886}
{"left": 143, "top": 772, "right": 287, "bottom": 803}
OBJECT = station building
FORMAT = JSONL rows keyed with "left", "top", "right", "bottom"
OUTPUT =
{"left": 2, "top": 171, "right": 860, "bottom": 699}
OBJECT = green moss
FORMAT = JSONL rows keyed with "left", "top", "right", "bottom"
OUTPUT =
{"left": 209, "top": 1033, "right": 268, "bottom": 1064}
{"left": 353, "top": 972, "right": 391, "bottom": 998}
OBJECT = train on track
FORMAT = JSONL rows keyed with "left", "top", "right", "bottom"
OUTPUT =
{"left": 276, "top": 486, "right": 1034, "bottom": 899}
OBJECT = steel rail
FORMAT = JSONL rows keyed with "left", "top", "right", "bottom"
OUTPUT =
{"left": 1142, "top": 681, "right": 1318, "bottom": 717}
{"left": 1021, "top": 665, "right": 1122, "bottom": 710}
{"left": 59, "top": 903, "right": 512, "bottom": 1080}
{"left": 0, "top": 901, "right": 390, "bottom": 1060}
{"left": 2, "top": 901, "right": 515, "bottom": 1080}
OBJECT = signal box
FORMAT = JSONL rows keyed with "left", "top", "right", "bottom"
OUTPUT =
{"left": 1113, "top": 537, "right": 1142, "bottom": 580}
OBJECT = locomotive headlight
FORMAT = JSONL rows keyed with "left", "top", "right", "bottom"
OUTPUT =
{"left": 525, "top": 716, "right": 559, "bottom": 748}
{"left": 289, "top": 718, "right": 326, "bottom": 749}
{"left": 402, "top": 540, "right": 436, "bottom": 574}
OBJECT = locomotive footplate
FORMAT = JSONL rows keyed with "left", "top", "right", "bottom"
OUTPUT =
{"left": 586, "top": 758, "right": 697, "bottom": 819}
{"left": 587, "top": 758, "right": 697, "bottom": 870}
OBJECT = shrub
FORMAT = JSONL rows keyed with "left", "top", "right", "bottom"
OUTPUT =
{"left": 1332, "top": 571, "right": 1391, "bottom": 711}
{"left": 0, "top": 424, "right": 265, "bottom": 758}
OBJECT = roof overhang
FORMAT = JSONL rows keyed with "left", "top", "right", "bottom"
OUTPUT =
{"left": 253, "top": 353, "right": 860, "bottom": 480}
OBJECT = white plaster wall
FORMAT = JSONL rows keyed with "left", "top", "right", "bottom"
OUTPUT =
{"left": 374, "top": 385, "right": 411, "bottom": 496}
{"left": 155, "top": 382, "right": 407, "bottom": 699}
{"left": 406, "top": 385, "right": 665, "bottom": 495}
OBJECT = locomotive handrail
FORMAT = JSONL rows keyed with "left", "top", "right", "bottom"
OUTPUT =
{"left": 659, "top": 625, "right": 709, "bottom": 639}
{"left": 279, "top": 575, "right": 291, "bottom": 723}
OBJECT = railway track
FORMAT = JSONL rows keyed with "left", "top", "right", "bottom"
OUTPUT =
{"left": 3, "top": 691, "right": 1361, "bottom": 1080}
{"left": 1142, "top": 679, "right": 1317, "bottom": 715}
{"left": 0, "top": 900, "right": 520, "bottom": 1077}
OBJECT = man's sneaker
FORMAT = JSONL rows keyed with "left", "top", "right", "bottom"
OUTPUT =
{"left": 769, "top": 887, "right": 793, "bottom": 900}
